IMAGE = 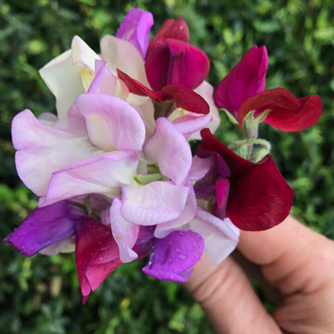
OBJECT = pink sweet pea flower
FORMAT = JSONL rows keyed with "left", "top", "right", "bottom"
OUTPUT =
{"left": 115, "top": 8, "right": 154, "bottom": 59}
{"left": 145, "top": 17, "right": 210, "bottom": 91}
{"left": 194, "top": 129, "right": 294, "bottom": 231}
{"left": 214, "top": 45, "right": 322, "bottom": 132}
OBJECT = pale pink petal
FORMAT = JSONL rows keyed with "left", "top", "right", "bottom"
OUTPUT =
{"left": 40, "top": 151, "right": 138, "bottom": 207}
{"left": 87, "top": 60, "right": 118, "bottom": 95}
{"left": 144, "top": 118, "right": 192, "bottom": 185}
{"left": 75, "top": 94, "right": 146, "bottom": 151}
{"left": 100, "top": 35, "right": 150, "bottom": 87}
{"left": 172, "top": 113, "right": 212, "bottom": 136}
{"left": 188, "top": 155, "right": 213, "bottom": 181}
{"left": 109, "top": 197, "right": 139, "bottom": 263}
{"left": 39, "top": 50, "right": 85, "bottom": 118}
{"left": 37, "top": 112, "right": 58, "bottom": 125}
{"left": 121, "top": 182, "right": 189, "bottom": 226}
{"left": 154, "top": 182, "right": 197, "bottom": 238}
{"left": 189, "top": 210, "right": 239, "bottom": 264}
{"left": 190, "top": 81, "right": 221, "bottom": 140}
{"left": 12, "top": 109, "right": 100, "bottom": 196}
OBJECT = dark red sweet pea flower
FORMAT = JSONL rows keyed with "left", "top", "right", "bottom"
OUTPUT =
{"left": 194, "top": 129, "right": 293, "bottom": 231}
{"left": 117, "top": 69, "right": 209, "bottom": 117}
{"left": 214, "top": 45, "right": 322, "bottom": 132}
{"left": 145, "top": 18, "right": 210, "bottom": 91}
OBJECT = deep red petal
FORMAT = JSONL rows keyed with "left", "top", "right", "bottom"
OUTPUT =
{"left": 117, "top": 69, "right": 161, "bottom": 101}
{"left": 238, "top": 88, "right": 301, "bottom": 126}
{"left": 227, "top": 155, "right": 293, "bottom": 231}
{"left": 199, "top": 129, "right": 254, "bottom": 178}
{"left": 214, "top": 46, "right": 268, "bottom": 118}
{"left": 161, "top": 85, "right": 209, "bottom": 114}
{"left": 264, "top": 95, "right": 322, "bottom": 131}
{"left": 145, "top": 41, "right": 171, "bottom": 91}
{"left": 164, "top": 39, "right": 210, "bottom": 90}
{"left": 152, "top": 17, "right": 189, "bottom": 43}
{"left": 75, "top": 218, "right": 116, "bottom": 286}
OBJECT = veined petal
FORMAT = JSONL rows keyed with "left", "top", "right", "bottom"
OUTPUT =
{"left": 172, "top": 113, "right": 212, "bottom": 135}
{"left": 116, "top": 8, "right": 154, "bottom": 59}
{"left": 142, "top": 230, "right": 204, "bottom": 282}
{"left": 39, "top": 50, "right": 85, "bottom": 119}
{"left": 109, "top": 198, "right": 139, "bottom": 263}
{"left": 4, "top": 201, "right": 86, "bottom": 256}
{"left": 100, "top": 35, "right": 150, "bottom": 87}
{"left": 144, "top": 118, "right": 192, "bottom": 185}
{"left": 189, "top": 211, "right": 239, "bottom": 264}
{"left": 214, "top": 45, "right": 268, "bottom": 119}
{"left": 121, "top": 182, "right": 189, "bottom": 226}
{"left": 188, "top": 155, "right": 213, "bottom": 181}
{"left": 40, "top": 151, "right": 138, "bottom": 207}
{"left": 12, "top": 109, "right": 100, "bottom": 196}
{"left": 75, "top": 94, "right": 146, "bottom": 151}
{"left": 152, "top": 17, "right": 189, "bottom": 43}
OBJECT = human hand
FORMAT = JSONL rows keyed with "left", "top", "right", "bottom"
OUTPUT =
{"left": 184, "top": 216, "right": 334, "bottom": 334}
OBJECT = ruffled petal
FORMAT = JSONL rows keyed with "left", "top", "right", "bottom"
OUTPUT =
{"left": 40, "top": 151, "right": 138, "bottom": 206}
{"left": 142, "top": 229, "right": 204, "bottom": 282}
{"left": 74, "top": 94, "right": 146, "bottom": 151}
{"left": 214, "top": 45, "right": 268, "bottom": 119}
{"left": 116, "top": 8, "right": 154, "bottom": 59}
{"left": 12, "top": 109, "right": 99, "bottom": 196}
{"left": 121, "top": 182, "right": 189, "bottom": 226}
{"left": 144, "top": 118, "right": 192, "bottom": 185}
{"left": 4, "top": 201, "right": 86, "bottom": 256}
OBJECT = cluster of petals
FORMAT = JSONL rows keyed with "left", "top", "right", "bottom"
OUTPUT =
{"left": 214, "top": 45, "right": 322, "bottom": 132}
{"left": 4, "top": 9, "right": 244, "bottom": 303}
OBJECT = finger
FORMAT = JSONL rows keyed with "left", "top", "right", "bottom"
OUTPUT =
{"left": 237, "top": 216, "right": 334, "bottom": 295}
{"left": 184, "top": 252, "right": 282, "bottom": 334}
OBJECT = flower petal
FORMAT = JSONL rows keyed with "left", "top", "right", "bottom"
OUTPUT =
{"left": 40, "top": 151, "right": 138, "bottom": 207}
{"left": 152, "top": 18, "right": 189, "bottom": 43}
{"left": 12, "top": 109, "right": 98, "bottom": 196}
{"left": 116, "top": 8, "right": 154, "bottom": 59}
{"left": 227, "top": 155, "right": 293, "bottom": 231}
{"left": 121, "top": 182, "right": 189, "bottom": 226}
{"left": 4, "top": 201, "right": 86, "bottom": 256}
{"left": 144, "top": 118, "right": 192, "bottom": 185}
{"left": 109, "top": 197, "right": 139, "bottom": 263}
{"left": 214, "top": 45, "right": 268, "bottom": 119}
{"left": 189, "top": 211, "right": 239, "bottom": 264}
{"left": 75, "top": 94, "right": 146, "bottom": 151}
{"left": 142, "top": 229, "right": 204, "bottom": 282}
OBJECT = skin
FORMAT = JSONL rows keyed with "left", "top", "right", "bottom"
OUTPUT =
{"left": 184, "top": 216, "right": 334, "bottom": 334}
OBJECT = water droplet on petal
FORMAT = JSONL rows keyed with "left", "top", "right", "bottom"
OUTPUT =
{"left": 175, "top": 248, "right": 181, "bottom": 254}
{"left": 178, "top": 231, "right": 185, "bottom": 236}
{"left": 104, "top": 267, "right": 107, "bottom": 271}
{"left": 179, "top": 254, "right": 186, "bottom": 260}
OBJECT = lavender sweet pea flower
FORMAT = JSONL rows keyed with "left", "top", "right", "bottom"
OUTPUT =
{"left": 116, "top": 8, "right": 154, "bottom": 59}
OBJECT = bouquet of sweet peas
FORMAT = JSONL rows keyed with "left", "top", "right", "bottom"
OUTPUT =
{"left": 4, "top": 8, "right": 322, "bottom": 304}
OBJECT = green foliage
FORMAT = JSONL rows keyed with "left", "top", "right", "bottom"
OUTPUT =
{"left": 0, "top": 0, "right": 333, "bottom": 332}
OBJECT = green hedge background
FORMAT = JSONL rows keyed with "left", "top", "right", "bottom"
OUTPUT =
{"left": 0, "top": 0, "right": 333, "bottom": 333}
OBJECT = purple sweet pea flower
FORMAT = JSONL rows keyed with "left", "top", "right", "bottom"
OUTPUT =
{"left": 116, "top": 8, "right": 154, "bottom": 59}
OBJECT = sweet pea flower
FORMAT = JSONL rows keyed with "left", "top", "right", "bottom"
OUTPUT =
{"left": 194, "top": 129, "right": 294, "bottom": 231}
{"left": 13, "top": 94, "right": 145, "bottom": 199}
{"left": 214, "top": 46, "right": 322, "bottom": 135}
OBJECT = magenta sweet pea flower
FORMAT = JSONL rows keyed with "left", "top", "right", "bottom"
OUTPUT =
{"left": 116, "top": 8, "right": 154, "bottom": 59}
{"left": 145, "top": 18, "right": 210, "bottom": 91}
{"left": 194, "top": 129, "right": 294, "bottom": 231}
{"left": 214, "top": 45, "right": 322, "bottom": 133}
